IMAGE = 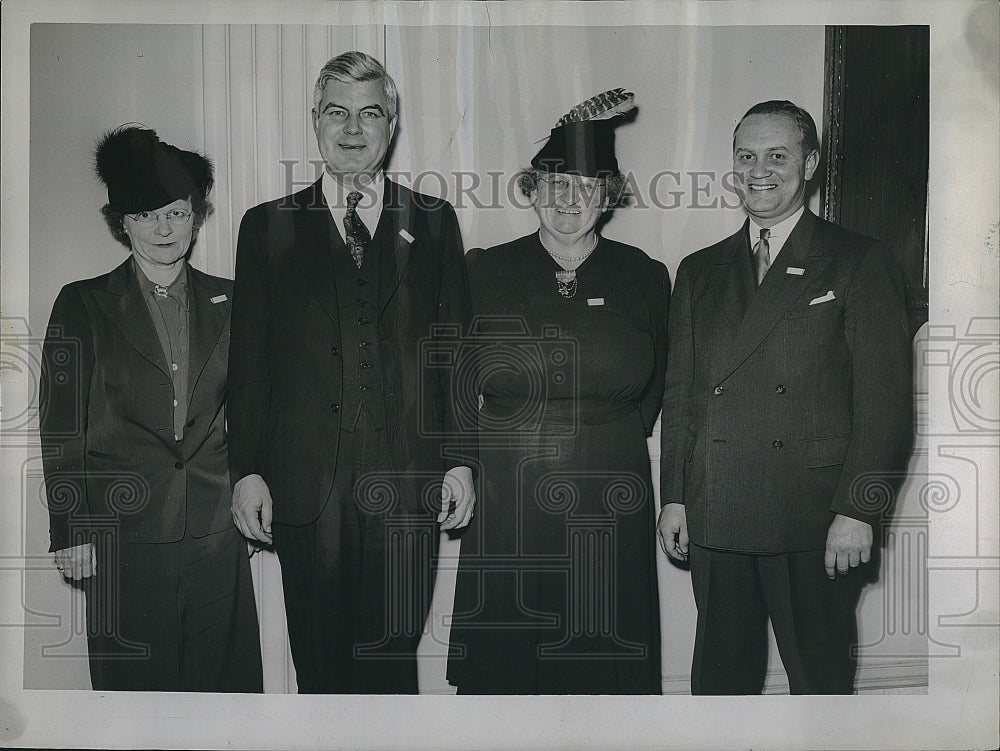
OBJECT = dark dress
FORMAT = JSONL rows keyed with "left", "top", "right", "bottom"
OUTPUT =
{"left": 447, "top": 232, "right": 669, "bottom": 694}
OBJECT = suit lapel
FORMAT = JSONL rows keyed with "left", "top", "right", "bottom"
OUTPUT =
{"left": 297, "top": 179, "right": 343, "bottom": 326}
{"left": 716, "top": 210, "right": 832, "bottom": 381}
{"left": 97, "top": 259, "right": 169, "bottom": 375}
{"left": 185, "top": 266, "right": 229, "bottom": 408}
{"left": 706, "top": 222, "right": 756, "bottom": 336}
{"left": 378, "top": 179, "right": 414, "bottom": 317}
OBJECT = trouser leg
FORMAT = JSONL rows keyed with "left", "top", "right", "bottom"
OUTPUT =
{"left": 86, "top": 529, "right": 263, "bottom": 692}
{"left": 758, "top": 550, "right": 862, "bottom": 695}
{"left": 688, "top": 544, "right": 769, "bottom": 695}
{"left": 176, "top": 527, "right": 263, "bottom": 692}
{"left": 85, "top": 540, "right": 179, "bottom": 691}
{"left": 273, "top": 490, "right": 362, "bottom": 694}
{"left": 273, "top": 409, "right": 434, "bottom": 694}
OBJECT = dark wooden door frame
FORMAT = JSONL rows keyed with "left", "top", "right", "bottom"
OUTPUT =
{"left": 822, "top": 25, "right": 930, "bottom": 334}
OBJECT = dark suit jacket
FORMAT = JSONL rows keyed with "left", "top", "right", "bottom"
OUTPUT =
{"left": 227, "top": 178, "right": 474, "bottom": 526}
{"left": 660, "top": 210, "right": 913, "bottom": 553}
{"left": 40, "top": 260, "right": 235, "bottom": 551}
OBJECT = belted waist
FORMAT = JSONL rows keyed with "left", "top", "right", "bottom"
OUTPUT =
{"left": 481, "top": 396, "right": 638, "bottom": 426}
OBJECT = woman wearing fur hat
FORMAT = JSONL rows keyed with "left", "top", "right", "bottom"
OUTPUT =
{"left": 38, "top": 125, "right": 262, "bottom": 691}
{"left": 447, "top": 91, "right": 669, "bottom": 694}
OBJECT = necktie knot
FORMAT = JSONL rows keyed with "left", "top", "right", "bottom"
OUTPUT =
{"left": 759, "top": 227, "right": 770, "bottom": 242}
{"left": 347, "top": 190, "right": 362, "bottom": 210}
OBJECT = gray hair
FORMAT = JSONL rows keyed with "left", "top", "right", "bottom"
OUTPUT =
{"left": 312, "top": 51, "right": 398, "bottom": 120}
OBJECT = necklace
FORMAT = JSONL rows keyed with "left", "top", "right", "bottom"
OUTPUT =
{"left": 540, "top": 231, "right": 599, "bottom": 262}
{"left": 540, "top": 232, "right": 598, "bottom": 299}
{"left": 555, "top": 270, "right": 578, "bottom": 299}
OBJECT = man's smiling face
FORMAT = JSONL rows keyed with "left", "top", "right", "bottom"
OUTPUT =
{"left": 733, "top": 112, "right": 819, "bottom": 227}
{"left": 312, "top": 78, "right": 396, "bottom": 183}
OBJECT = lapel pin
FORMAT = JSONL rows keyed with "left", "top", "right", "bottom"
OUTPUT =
{"left": 786, "top": 266, "right": 805, "bottom": 276}
{"left": 398, "top": 228, "right": 415, "bottom": 244}
{"left": 210, "top": 294, "right": 228, "bottom": 304}
{"left": 587, "top": 298, "right": 605, "bottom": 306}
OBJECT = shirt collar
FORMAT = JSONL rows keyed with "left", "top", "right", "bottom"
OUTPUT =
{"left": 749, "top": 205, "right": 806, "bottom": 260}
{"left": 323, "top": 170, "right": 385, "bottom": 213}
{"left": 322, "top": 169, "right": 385, "bottom": 231}
{"left": 133, "top": 257, "right": 189, "bottom": 308}
{"left": 749, "top": 205, "right": 805, "bottom": 243}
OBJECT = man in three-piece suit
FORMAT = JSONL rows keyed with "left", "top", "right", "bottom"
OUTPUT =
{"left": 657, "top": 100, "right": 913, "bottom": 694}
{"left": 228, "top": 51, "right": 476, "bottom": 694}
{"left": 40, "top": 126, "right": 262, "bottom": 691}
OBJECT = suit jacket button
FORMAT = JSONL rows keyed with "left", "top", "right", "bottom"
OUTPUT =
{"left": 331, "top": 403, "right": 340, "bottom": 412}
{"left": 331, "top": 346, "right": 340, "bottom": 356}
{"left": 775, "top": 384, "right": 786, "bottom": 394}
{"left": 713, "top": 385, "right": 724, "bottom": 395}
{"left": 174, "top": 460, "right": 185, "bottom": 469}
{"left": 772, "top": 440, "right": 783, "bottom": 449}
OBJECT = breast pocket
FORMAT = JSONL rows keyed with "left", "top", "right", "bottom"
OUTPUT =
{"left": 782, "top": 299, "right": 844, "bottom": 320}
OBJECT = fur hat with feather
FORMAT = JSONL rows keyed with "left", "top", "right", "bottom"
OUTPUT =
{"left": 531, "top": 88, "right": 636, "bottom": 177}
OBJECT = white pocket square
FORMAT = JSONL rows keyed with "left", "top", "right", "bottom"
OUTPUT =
{"left": 809, "top": 290, "right": 836, "bottom": 305}
{"left": 398, "top": 228, "right": 415, "bottom": 244}
{"left": 786, "top": 266, "right": 805, "bottom": 276}
{"left": 210, "top": 294, "right": 228, "bottom": 304}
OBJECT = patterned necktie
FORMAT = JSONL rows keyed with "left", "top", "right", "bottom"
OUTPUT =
{"left": 752, "top": 227, "right": 771, "bottom": 285}
{"left": 344, "top": 190, "right": 371, "bottom": 269}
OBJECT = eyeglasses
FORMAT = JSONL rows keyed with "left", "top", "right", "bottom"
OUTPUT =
{"left": 125, "top": 209, "right": 193, "bottom": 227}
{"left": 538, "top": 175, "right": 603, "bottom": 201}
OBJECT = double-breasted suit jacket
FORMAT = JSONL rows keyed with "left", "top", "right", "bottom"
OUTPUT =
{"left": 660, "top": 210, "right": 913, "bottom": 553}
{"left": 227, "top": 178, "right": 474, "bottom": 525}
{"left": 40, "top": 260, "right": 235, "bottom": 550}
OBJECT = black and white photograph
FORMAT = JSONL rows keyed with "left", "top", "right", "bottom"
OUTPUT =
{"left": 1, "top": 1, "right": 997, "bottom": 749}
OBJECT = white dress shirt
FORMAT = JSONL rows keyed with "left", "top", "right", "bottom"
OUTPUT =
{"left": 322, "top": 169, "right": 385, "bottom": 242}
{"left": 749, "top": 205, "right": 806, "bottom": 265}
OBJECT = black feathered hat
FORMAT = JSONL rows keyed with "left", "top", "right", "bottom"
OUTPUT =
{"left": 94, "top": 125, "right": 213, "bottom": 214}
{"left": 530, "top": 88, "right": 636, "bottom": 178}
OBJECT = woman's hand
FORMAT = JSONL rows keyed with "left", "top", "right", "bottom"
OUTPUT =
{"left": 54, "top": 543, "right": 96, "bottom": 580}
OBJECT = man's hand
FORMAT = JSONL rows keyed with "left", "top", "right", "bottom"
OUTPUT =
{"left": 657, "top": 503, "right": 689, "bottom": 561}
{"left": 232, "top": 473, "right": 273, "bottom": 546}
{"left": 439, "top": 466, "right": 476, "bottom": 530}
{"left": 54, "top": 543, "right": 96, "bottom": 580}
{"left": 824, "top": 513, "right": 873, "bottom": 579}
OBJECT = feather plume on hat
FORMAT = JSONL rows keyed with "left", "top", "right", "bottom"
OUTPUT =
{"left": 554, "top": 88, "right": 636, "bottom": 127}
{"left": 530, "top": 88, "right": 637, "bottom": 178}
